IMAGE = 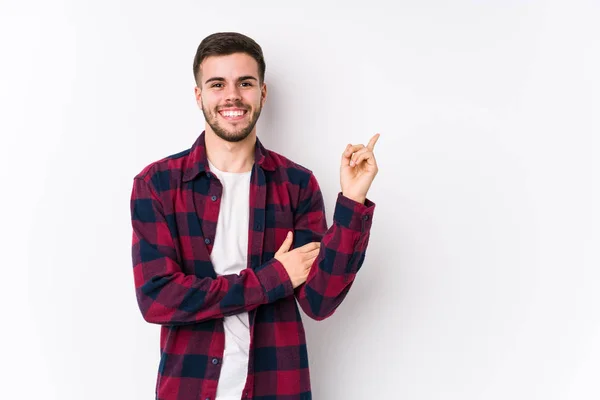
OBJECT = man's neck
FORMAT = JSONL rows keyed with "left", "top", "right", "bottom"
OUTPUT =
{"left": 204, "top": 128, "right": 256, "bottom": 173}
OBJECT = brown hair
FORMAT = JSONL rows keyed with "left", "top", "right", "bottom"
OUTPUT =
{"left": 193, "top": 32, "right": 266, "bottom": 86}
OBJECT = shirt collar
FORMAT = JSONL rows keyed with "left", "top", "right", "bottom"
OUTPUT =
{"left": 182, "top": 131, "right": 276, "bottom": 182}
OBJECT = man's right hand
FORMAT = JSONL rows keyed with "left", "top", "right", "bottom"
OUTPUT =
{"left": 274, "top": 231, "right": 321, "bottom": 288}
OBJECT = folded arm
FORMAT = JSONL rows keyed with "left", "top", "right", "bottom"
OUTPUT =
{"left": 130, "top": 177, "right": 294, "bottom": 325}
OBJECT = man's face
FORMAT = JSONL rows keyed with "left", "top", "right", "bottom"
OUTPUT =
{"left": 195, "top": 53, "right": 266, "bottom": 143}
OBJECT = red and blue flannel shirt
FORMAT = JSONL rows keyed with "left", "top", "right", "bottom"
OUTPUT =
{"left": 130, "top": 131, "right": 375, "bottom": 400}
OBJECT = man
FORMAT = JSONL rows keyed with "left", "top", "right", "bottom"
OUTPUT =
{"left": 130, "top": 32, "right": 379, "bottom": 400}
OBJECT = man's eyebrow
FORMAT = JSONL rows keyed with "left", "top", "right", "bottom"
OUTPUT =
{"left": 204, "top": 77, "right": 225, "bottom": 84}
{"left": 204, "top": 76, "right": 258, "bottom": 84}
{"left": 237, "top": 75, "right": 258, "bottom": 82}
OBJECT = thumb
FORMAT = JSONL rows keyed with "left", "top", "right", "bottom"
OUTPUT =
{"left": 276, "top": 231, "right": 293, "bottom": 255}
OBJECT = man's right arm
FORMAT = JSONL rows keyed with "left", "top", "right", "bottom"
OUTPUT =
{"left": 130, "top": 177, "right": 294, "bottom": 326}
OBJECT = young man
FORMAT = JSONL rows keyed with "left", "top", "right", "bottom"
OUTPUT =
{"left": 130, "top": 32, "right": 379, "bottom": 400}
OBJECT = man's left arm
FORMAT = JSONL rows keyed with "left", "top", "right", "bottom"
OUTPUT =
{"left": 293, "top": 134, "right": 380, "bottom": 320}
{"left": 293, "top": 177, "right": 375, "bottom": 320}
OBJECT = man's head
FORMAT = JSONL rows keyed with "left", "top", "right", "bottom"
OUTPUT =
{"left": 193, "top": 32, "right": 267, "bottom": 143}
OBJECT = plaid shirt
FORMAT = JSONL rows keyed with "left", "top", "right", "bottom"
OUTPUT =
{"left": 130, "top": 131, "right": 375, "bottom": 400}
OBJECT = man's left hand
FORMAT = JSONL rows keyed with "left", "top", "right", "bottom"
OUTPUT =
{"left": 340, "top": 133, "right": 380, "bottom": 204}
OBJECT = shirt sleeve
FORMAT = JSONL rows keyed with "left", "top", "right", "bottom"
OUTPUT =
{"left": 293, "top": 172, "right": 375, "bottom": 320}
{"left": 130, "top": 177, "right": 294, "bottom": 326}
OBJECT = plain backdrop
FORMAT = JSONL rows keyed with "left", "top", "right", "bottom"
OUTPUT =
{"left": 1, "top": 0, "right": 598, "bottom": 399}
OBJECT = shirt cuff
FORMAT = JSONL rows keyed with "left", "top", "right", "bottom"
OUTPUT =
{"left": 254, "top": 257, "right": 295, "bottom": 303}
{"left": 333, "top": 192, "right": 376, "bottom": 232}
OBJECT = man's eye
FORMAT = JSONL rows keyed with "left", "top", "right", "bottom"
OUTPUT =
{"left": 211, "top": 83, "right": 223, "bottom": 88}
{"left": 241, "top": 82, "right": 252, "bottom": 87}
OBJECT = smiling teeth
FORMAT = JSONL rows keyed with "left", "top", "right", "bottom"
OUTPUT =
{"left": 221, "top": 110, "right": 245, "bottom": 117}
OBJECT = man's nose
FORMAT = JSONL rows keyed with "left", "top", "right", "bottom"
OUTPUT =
{"left": 225, "top": 84, "right": 242, "bottom": 102}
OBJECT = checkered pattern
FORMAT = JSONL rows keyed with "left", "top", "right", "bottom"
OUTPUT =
{"left": 130, "top": 131, "right": 375, "bottom": 400}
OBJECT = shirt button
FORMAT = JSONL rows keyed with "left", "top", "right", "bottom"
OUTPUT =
{"left": 211, "top": 195, "right": 217, "bottom": 201}
{"left": 205, "top": 238, "right": 211, "bottom": 244}
{"left": 255, "top": 223, "right": 262, "bottom": 230}
{"left": 363, "top": 215, "right": 370, "bottom": 221}
{"left": 212, "top": 358, "right": 219, "bottom": 365}
{"left": 206, "top": 172, "right": 212, "bottom": 178}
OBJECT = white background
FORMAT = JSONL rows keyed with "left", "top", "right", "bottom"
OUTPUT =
{"left": 1, "top": 0, "right": 598, "bottom": 399}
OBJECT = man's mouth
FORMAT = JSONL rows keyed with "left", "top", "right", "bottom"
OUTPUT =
{"left": 218, "top": 108, "right": 248, "bottom": 121}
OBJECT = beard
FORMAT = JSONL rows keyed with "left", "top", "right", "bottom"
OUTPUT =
{"left": 202, "top": 100, "right": 262, "bottom": 143}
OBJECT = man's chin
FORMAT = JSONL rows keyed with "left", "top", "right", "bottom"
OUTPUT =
{"left": 212, "top": 127, "right": 253, "bottom": 143}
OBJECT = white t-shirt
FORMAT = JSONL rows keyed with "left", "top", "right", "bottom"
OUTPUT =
{"left": 207, "top": 159, "right": 252, "bottom": 400}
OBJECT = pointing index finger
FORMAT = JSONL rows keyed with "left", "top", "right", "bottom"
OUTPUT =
{"left": 367, "top": 133, "right": 380, "bottom": 150}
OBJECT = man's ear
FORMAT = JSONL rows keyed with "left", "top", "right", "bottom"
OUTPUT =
{"left": 194, "top": 86, "right": 203, "bottom": 108}
{"left": 261, "top": 82, "right": 268, "bottom": 107}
